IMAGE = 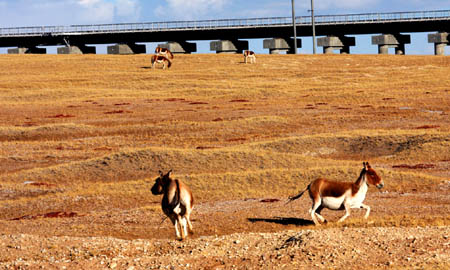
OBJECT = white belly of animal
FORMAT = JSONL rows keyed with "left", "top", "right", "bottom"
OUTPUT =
{"left": 348, "top": 184, "right": 368, "bottom": 208}
{"left": 322, "top": 195, "right": 346, "bottom": 210}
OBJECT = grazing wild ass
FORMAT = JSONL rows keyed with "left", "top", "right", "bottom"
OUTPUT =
{"left": 155, "top": 46, "right": 174, "bottom": 59}
{"left": 151, "top": 55, "right": 172, "bottom": 69}
{"left": 151, "top": 170, "right": 194, "bottom": 240}
{"left": 287, "top": 162, "right": 383, "bottom": 225}
{"left": 243, "top": 50, "right": 256, "bottom": 64}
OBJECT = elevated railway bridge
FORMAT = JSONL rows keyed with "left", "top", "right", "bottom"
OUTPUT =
{"left": 0, "top": 9, "right": 449, "bottom": 55}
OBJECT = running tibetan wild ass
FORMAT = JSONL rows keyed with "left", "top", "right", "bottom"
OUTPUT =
{"left": 151, "top": 170, "right": 194, "bottom": 240}
{"left": 287, "top": 162, "right": 383, "bottom": 225}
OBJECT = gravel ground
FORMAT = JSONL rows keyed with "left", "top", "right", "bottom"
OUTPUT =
{"left": 0, "top": 226, "right": 449, "bottom": 269}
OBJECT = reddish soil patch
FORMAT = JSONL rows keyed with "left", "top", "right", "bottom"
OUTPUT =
{"left": 392, "top": 164, "right": 436, "bottom": 169}
{"left": 227, "top": 137, "right": 247, "bottom": 142}
{"left": 93, "top": 147, "right": 113, "bottom": 151}
{"left": 18, "top": 122, "right": 37, "bottom": 127}
{"left": 11, "top": 211, "right": 79, "bottom": 221}
{"left": 189, "top": 102, "right": 208, "bottom": 105}
{"left": 114, "top": 103, "right": 131, "bottom": 106}
{"left": 104, "top": 110, "right": 132, "bottom": 114}
{"left": 165, "top": 98, "right": 185, "bottom": 102}
{"left": 230, "top": 99, "right": 250, "bottom": 103}
{"left": 212, "top": 117, "right": 223, "bottom": 122}
{"left": 47, "top": 114, "right": 75, "bottom": 118}
{"left": 415, "top": 125, "right": 440, "bottom": 129}
{"left": 383, "top": 97, "right": 395, "bottom": 101}
{"left": 260, "top": 198, "right": 280, "bottom": 203}
{"left": 196, "top": 146, "right": 217, "bottom": 150}
{"left": 23, "top": 181, "right": 56, "bottom": 187}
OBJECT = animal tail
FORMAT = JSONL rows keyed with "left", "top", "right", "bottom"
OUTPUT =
{"left": 286, "top": 185, "right": 309, "bottom": 204}
{"left": 167, "top": 58, "right": 172, "bottom": 68}
{"left": 168, "top": 50, "right": 174, "bottom": 59}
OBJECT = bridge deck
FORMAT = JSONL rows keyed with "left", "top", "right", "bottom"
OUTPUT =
{"left": 1, "top": 10, "right": 449, "bottom": 37}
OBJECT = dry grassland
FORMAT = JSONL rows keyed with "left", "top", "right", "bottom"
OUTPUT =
{"left": 0, "top": 54, "right": 449, "bottom": 268}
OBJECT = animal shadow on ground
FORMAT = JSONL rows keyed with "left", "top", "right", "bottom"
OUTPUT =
{"left": 248, "top": 217, "right": 314, "bottom": 226}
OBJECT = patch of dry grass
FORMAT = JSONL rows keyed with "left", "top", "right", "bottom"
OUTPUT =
{"left": 0, "top": 54, "right": 448, "bottom": 231}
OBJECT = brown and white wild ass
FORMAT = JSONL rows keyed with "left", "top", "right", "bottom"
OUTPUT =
{"left": 243, "top": 50, "right": 256, "bottom": 64}
{"left": 151, "top": 170, "right": 194, "bottom": 240}
{"left": 151, "top": 54, "right": 172, "bottom": 69}
{"left": 155, "top": 46, "right": 174, "bottom": 59}
{"left": 287, "top": 162, "right": 383, "bottom": 225}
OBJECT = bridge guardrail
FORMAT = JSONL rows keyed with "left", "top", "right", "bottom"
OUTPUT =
{"left": 0, "top": 10, "right": 449, "bottom": 37}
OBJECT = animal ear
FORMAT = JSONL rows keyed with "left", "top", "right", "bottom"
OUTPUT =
{"left": 159, "top": 170, "right": 163, "bottom": 176}
{"left": 366, "top": 162, "right": 371, "bottom": 169}
{"left": 166, "top": 169, "right": 173, "bottom": 177}
{"left": 363, "top": 162, "right": 367, "bottom": 169}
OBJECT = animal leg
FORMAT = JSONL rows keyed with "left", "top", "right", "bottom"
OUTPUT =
{"left": 176, "top": 215, "right": 186, "bottom": 240}
{"left": 361, "top": 203, "right": 371, "bottom": 219}
{"left": 338, "top": 202, "right": 351, "bottom": 223}
{"left": 169, "top": 216, "right": 181, "bottom": 240}
{"left": 310, "top": 199, "right": 322, "bottom": 225}
{"left": 180, "top": 216, "right": 188, "bottom": 238}
{"left": 315, "top": 206, "right": 326, "bottom": 223}
{"left": 185, "top": 212, "right": 194, "bottom": 234}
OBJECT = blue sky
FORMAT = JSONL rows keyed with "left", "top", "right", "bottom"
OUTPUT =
{"left": 0, "top": 0, "right": 449, "bottom": 54}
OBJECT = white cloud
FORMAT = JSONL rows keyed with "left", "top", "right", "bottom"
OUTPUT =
{"left": 75, "top": 0, "right": 116, "bottom": 23}
{"left": 299, "top": 0, "right": 380, "bottom": 11}
{"left": 156, "top": 0, "right": 228, "bottom": 20}
{"left": 74, "top": 0, "right": 140, "bottom": 23}
{"left": 0, "top": 0, "right": 141, "bottom": 27}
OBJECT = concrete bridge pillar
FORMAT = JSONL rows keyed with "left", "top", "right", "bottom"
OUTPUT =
{"left": 428, "top": 32, "right": 449, "bottom": 55}
{"left": 107, "top": 43, "right": 146, "bottom": 54}
{"left": 317, "top": 36, "right": 355, "bottom": 54}
{"left": 8, "top": 47, "right": 46, "bottom": 54}
{"left": 57, "top": 45, "right": 96, "bottom": 54}
{"left": 210, "top": 40, "right": 248, "bottom": 54}
{"left": 371, "top": 34, "right": 410, "bottom": 55}
{"left": 157, "top": 41, "right": 197, "bottom": 54}
{"left": 263, "top": 38, "right": 301, "bottom": 54}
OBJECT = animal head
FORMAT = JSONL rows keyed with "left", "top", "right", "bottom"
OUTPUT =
{"left": 363, "top": 162, "right": 384, "bottom": 189}
{"left": 151, "top": 169, "right": 173, "bottom": 195}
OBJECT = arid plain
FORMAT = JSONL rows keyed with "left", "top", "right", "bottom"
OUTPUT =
{"left": 0, "top": 54, "right": 449, "bottom": 269}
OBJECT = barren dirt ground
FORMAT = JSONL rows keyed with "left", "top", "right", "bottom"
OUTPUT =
{"left": 0, "top": 54, "right": 449, "bottom": 269}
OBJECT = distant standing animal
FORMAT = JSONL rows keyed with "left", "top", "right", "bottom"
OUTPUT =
{"left": 151, "top": 170, "right": 194, "bottom": 240}
{"left": 243, "top": 50, "right": 256, "bottom": 64}
{"left": 287, "top": 162, "right": 383, "bottom": 225}
{"left": 151, "top": 55, "right": 172, "bottom": 69}
{"left": 155, "top": 46, "right": 174, "bottom": 59}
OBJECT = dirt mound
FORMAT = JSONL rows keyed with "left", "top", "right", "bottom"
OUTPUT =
{"left": 249, "top": 130, "right": 449, "bottom": 161}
